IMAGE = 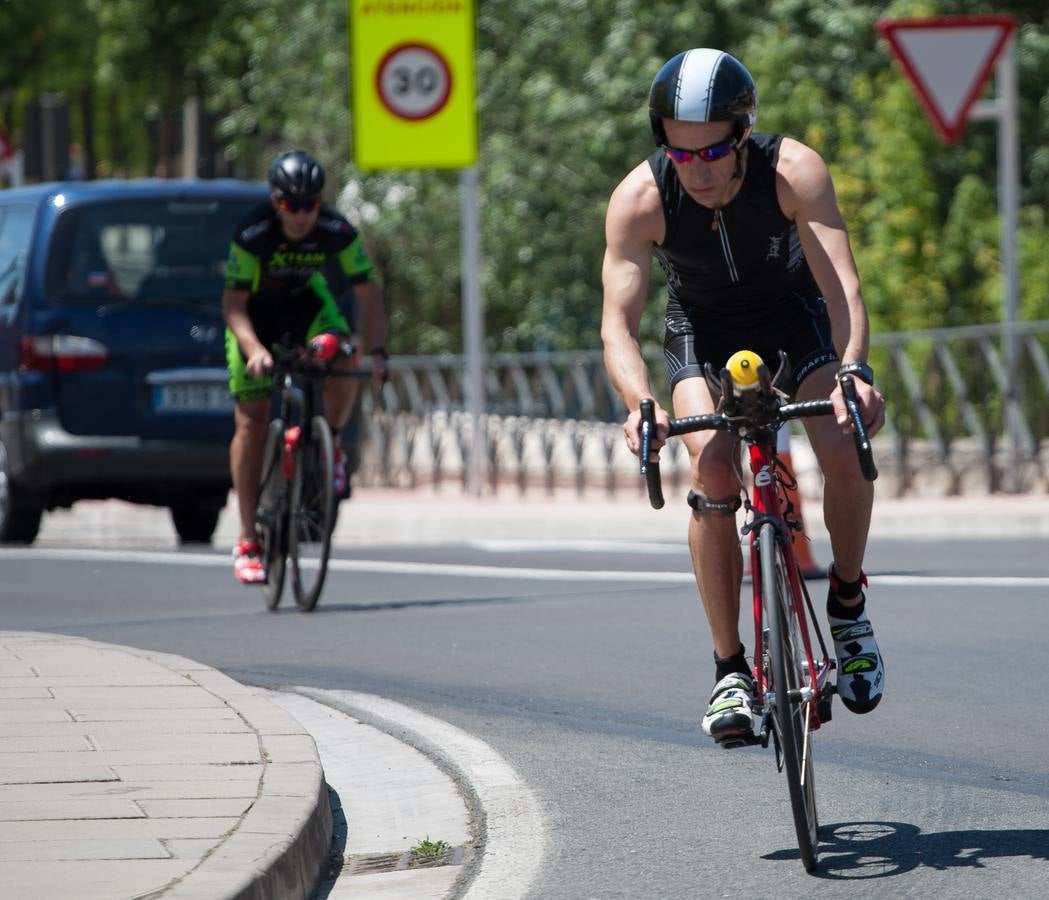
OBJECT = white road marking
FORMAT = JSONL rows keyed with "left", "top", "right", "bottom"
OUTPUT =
{"left": 0, "top": 547, "right": 694, "bottom": 583}
{"left": 465, "top": 539, "right": 685, "bottom": 555}
{"left": 868, "top": 575, "right": 1049, "bottom": 588}
{"left": 3, "top": 548, "right": 1047, "bottom": 587}
{"left": 289, "top": 687, "right": 544, "bottom": 900}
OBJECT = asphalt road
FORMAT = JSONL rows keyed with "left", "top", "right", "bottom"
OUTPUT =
{"left": 3, "top": 535, "right": 1048, "bottom": 898}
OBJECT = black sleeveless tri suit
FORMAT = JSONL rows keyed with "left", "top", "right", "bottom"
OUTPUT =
{"left": 649, "top": 133, "right": 838, "bottom": 396}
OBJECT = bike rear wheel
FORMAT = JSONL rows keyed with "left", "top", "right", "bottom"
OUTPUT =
{"left": 289, "top": 415, "right": 334, "bottom": 611}
{"left": 257, "top": 419, "right": 288, "bottom": 611}
{"left": 760, "top": 522, "right": 819, "bottom": 872}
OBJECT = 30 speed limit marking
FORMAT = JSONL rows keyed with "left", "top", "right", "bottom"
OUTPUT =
{"left": 376, "top": 43, "right": 452, "bottom": 121}
{"left": 350, "top": 0, "right": 477, "bottom": 168}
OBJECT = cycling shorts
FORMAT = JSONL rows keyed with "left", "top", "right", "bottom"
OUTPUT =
{"left": 226, "top": 287, "right": 350, "bottom": 403}
{"left": 663, "top": 293, "right": 838, "bottom": 398}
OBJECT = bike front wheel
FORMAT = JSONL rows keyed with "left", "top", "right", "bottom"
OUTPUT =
{"left": 289, "top": 415, "right": 335, "bottom": 611}
{"left": 761, "top": 522, "right": 819, "bottom": 872}
{"left": 257, "top": 418, "right": 288, "bottom": 611}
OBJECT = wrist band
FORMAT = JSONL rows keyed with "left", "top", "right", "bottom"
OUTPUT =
{"left": 836, "top": 360, "right": 874, "bottom": 387}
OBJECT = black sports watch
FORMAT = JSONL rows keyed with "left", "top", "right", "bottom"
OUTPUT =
{"left": 836, "top": 360, "right": 875, "bottom": 387}
{"left": 369, "top": 346, "right": 389, "bottom": 361}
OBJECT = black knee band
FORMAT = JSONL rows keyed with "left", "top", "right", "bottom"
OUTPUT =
{"left": 687, "top": 490, "right": 742, "bottom": 517}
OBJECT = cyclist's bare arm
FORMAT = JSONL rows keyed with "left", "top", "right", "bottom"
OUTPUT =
{"left": 775, "top": 138, "right": 885, "bottom": 435}
{"left": 354, "top": 279, "right": 389, "bottom": 381}
{"left": 222, "top": 287, "right": 271, "bottom": 378}
{"left": 601, "top": 163, "right": 670, "bottom": 454}
{"left": 352, "top": 280, "right": 385, "bottom": 350}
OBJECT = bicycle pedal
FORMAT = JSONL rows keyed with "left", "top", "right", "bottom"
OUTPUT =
{"left": 716, "top": 731, "right": 763, "bottom": 750}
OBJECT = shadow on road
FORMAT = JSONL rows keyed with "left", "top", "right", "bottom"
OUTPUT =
{"left": 764, "top": 821, "right": 1049, "bottom": 878}
{"left": 292, "top": 595, "right": 526, "bottom": 614}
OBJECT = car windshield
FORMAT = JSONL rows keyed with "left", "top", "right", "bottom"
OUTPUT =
{"left": 45, "top": 198, "right": 257, "bottom": 306}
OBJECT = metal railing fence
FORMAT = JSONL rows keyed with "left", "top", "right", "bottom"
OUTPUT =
{"left": 352, "top": 320, "right": 1049, "bottom": 498}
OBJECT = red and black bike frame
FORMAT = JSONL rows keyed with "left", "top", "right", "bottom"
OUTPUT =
{"left": 745, "top": 440, "right": 830, "bottom": 731}
{"left": 638, "top": 373, "right": 877, "bottom": 736}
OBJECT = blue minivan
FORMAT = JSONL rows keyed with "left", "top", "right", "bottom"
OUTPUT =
{"left": 0, "top": 179, "right": 270, "bottom": 544}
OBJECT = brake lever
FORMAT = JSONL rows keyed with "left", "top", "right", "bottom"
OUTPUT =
{"left": 771, "top": 350, "right": 792, "bottom": 393}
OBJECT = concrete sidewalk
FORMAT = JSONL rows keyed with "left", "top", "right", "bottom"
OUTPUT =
{"left": 0, "top": 632, "right": 331, "bottom": 900}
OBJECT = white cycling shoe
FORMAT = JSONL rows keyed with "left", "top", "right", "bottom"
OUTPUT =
{"left": 701, "top": 672, "right": 757, "bottom": 744}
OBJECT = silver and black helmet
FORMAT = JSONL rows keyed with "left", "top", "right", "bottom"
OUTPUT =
{"left": 648, "top": 49, "right": 757, "bottom": 146}
{"left": 268, "top": 150, "right": 325, "bottom": 198}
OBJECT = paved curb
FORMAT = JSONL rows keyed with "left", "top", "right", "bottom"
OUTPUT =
{"left": 164, "top": 663, "right": 332, "bottom": 900}
{"left": 0, "top": 632, "right": 331, "bottom": 900}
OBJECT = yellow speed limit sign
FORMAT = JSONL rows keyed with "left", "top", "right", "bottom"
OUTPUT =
{"left": 349, "top": 0, "right": 477, "bottom": 169}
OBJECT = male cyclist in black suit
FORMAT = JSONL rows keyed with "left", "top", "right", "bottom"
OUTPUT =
{"left": 601, "top": 49, "right": 886, "bottom": 744}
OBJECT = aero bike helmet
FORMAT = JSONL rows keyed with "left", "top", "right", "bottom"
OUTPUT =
{"left": 268, "top": 150, "right": 325, "bottom": 198}
{"left": 648, "top": 49, "right": 757, "bottom": 147}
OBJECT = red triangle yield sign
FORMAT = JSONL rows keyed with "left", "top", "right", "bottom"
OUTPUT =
{"left": 877, "top": 15, "right": 1016, "bottom": 144}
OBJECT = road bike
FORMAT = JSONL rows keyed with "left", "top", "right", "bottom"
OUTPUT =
{"left": 255, "top": 335, "right": 354, "bottom": 613}
{"left": 639, "top": 350, "right": 877, "bottom": 872}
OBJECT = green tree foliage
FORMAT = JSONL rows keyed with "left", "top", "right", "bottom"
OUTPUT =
{"left": 6, "top": 0, "right": 1049, "bottom": 353}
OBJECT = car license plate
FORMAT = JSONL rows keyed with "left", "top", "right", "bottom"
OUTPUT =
{"left": 154, "top": 383, "right": 234, "bottom": 413}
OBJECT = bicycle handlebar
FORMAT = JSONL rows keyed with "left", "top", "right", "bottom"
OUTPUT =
{"left": 639, "top": 374, "right": 878, "bottom": 510}
{"left": 639, "top": 398, "right": 665, "bottom": 509}
{"left": 839, "top": 375, "right": 879, "bottom": 482}
{"left": 263, "top": 337, "right": 358, "bottom": 378}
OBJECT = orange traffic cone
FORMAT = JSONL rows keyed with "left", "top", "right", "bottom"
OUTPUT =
{"left": 778, "top": 427, "right": 822, "bottom": 579}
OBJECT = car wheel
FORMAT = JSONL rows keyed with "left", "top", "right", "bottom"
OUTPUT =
{"left": 170, "top": 503, "right": 222, "bottom": 545}
{"left": 0, "top": 441, "right": 43, "bottom": 545}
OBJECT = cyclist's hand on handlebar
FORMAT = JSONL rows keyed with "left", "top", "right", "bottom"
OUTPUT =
{"left": 831, "top": 377, "right": 885, "bottom": 437}
{"left": 246, "top": 347, "right": 274, "bottom": 378}
{"left": 625, "top": 400, "right": 670, "bottom": 460}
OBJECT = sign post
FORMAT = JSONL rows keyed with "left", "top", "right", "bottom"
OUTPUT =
{"left": 349, "top": 0, "right": 486, "bottom": 494}
{"left": 877, "top": 15, "right": 1024, "bottom": 489}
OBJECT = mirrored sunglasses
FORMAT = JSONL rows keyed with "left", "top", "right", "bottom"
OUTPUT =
{"left": 662, "top": 136, "right": 738, "bottom": 164}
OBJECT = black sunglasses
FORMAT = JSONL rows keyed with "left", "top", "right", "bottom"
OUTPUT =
{"left": 278, "top": 197, "right": 320, "bottom": 213}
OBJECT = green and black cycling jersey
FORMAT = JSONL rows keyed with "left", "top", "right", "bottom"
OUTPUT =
{"left": 226, "top": 201, "right": 373, "bottom": 295}
{"left": 224, "top": 201, "right": 375, "bottom": 401}
{"left": 225, "top": 201, "right": 373, "bottom": 345}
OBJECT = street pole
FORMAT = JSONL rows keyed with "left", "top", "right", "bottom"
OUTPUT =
{"left": 460, "top": 166, "right": 486, "bottom": 495}
{"left": 181, "top": 96, "right": 200, "bottom": 180}
{"left": 971, "top": 35, "right": 1022, "bottom": 490}
{"left": 999, "top": 37, "right": 1023, "bottom": 492}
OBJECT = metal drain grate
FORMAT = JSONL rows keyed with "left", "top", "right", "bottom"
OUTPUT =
{"left": 344, "top": 852, "right": 410, "bottom": 875}
{"left": 344, "top": 846, "right": 466, "bottom": 876}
